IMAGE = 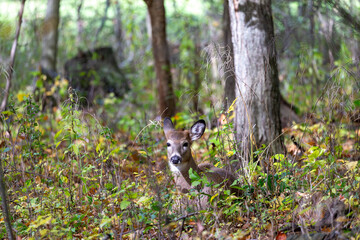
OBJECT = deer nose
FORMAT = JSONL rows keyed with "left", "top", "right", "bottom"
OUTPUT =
{"left": 170, "top": 155, "right": 181, "bottom": 164}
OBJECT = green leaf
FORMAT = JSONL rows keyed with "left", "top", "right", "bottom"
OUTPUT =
{"left": 120, "top": 200, "right": 131, "bottom": 210}
{"left": 1, "top": 110, "right": 14, "bottom": 116}
{"left": 189, "top": 168, "right": 200, "bottom": 181}
{"left": 100, "top": 217, "right": 112, "bottom": 228}
{"left": 354, "top": 99, "right": 360, "bottom": 107}
{"left": 54, "top": 129, "right": 63, "bottom": 140}
{"left": 273, "top": 154, "right": 284, "bottom": 161}
{"left": 3, "top": 147, "right": 11, "bottom": 153}
{"left": 55, "top": 141, "right": 62, "bottom": 149}
{"left": 299, "top": 206, "right": 312, "bottom": 215}
{"left": 64, "top": 189, "right": 70, "bottom": 197}
{"left": 72, "top": 144, "right": 79, "bottom": 155}
{"left": 191, "top": 180, "right": 201, "bottom": 187}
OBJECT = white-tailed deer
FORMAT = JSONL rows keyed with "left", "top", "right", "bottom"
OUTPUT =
{"left": 163, "top": 118, "right": 240, "bottom": 196}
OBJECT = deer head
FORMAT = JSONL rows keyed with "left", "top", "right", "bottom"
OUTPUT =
{"left": 163, "top": 118, "right": 206, "bottom": 173}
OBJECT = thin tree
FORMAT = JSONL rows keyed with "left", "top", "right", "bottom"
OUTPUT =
{"left": 93, "top": 0, "right": 110, "bottom": 48}
{"left": 228, "top": 0, "right": 283, "bottom": 163}
{"left": 40, "top": 0, "right": 60, "bottom": 76}
{"left": 144, "top": 0, "right": 176, "bottom": 118}
{"left": 0, "top": 0, "right": 26, "bottom": 112}
{"left": 0, "top": 151, "right": 15, "bottom": 239}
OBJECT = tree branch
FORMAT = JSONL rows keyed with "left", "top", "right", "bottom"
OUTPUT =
{"left": 326, "top": 0, "right": 360, "bottom": 34}
{"left": 0, "top": 0, "right": 26, "bottom": 112}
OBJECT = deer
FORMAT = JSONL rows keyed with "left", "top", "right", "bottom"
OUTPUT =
{"left": 163, "top": 117, "right": 240, "bottom": 198}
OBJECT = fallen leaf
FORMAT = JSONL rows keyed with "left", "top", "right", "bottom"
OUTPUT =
{"left": 345, "top": 161, "right": 358, "bottom": 171}
{"left": 276, "top": 232, "right": 286, "bottom": 240}
{"left": 321, "top": 227, "right": 332, "bottom": 233}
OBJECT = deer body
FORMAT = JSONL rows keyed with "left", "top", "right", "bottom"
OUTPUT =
{"left": 163, "top": 118, "right": 239, "bottom": 195}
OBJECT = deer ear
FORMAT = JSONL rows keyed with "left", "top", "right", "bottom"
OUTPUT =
{"left": 163, "top": 117, "right": 175, "bottom": 136}
{"left": 190, "top": 120, "right": 206, "bottom": 141}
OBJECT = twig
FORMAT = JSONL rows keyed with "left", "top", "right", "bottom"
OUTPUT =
{"left": 174, "top": 211, "right": 199, "bottom": 239}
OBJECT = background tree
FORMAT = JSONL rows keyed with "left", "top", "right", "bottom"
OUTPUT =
{"left": 144, "top": 0, "right": 176, "bottom": 118}
{"left": 222, "top": 0, "right": 236, "bottom": 111}
{"left": 0, "top": 0, "right": 26, "bottom": 112}
{"left": 40, "top": 0, "right": 60, "bottom": 76}
{"left": 228, "top": 0, "right": 283, "bottom": 162}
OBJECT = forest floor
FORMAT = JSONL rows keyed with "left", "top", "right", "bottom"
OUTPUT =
{"left": 0, "top": 96, "right": 360, "bottom": 239}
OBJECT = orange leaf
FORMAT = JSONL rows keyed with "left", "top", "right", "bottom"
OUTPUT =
{"left": 276, "top": 232, "right": 287, "bottom": 240}
{"left": 306, "top": 140, "right": 317, "bottom": 146}
{"left": 218, "top": 114, "right": 228, "bottom": 125}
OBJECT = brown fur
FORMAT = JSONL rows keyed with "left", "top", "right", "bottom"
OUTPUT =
{"left": 163, "top": 118, "right": 241, "bottom": 204}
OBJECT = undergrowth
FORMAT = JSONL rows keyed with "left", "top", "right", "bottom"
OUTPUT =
{"left": 0, "top": 90, "right": 359, "bottom": 239}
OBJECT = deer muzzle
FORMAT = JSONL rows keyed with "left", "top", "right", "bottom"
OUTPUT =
{"left": 170, "top": 155, "right": 181, "bottom": 164}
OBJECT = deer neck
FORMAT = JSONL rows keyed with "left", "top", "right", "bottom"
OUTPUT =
{"left": 172, "top": 154, "right": 202, "bottom": 186}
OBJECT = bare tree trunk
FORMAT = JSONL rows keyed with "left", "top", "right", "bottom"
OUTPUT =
{"left": 193, "top": 44, "right": 201, "bottom": 112}
{"left": 114, "top": 0, "right": 124, "bottom": 63}
{"left": 0, "top": 155, "right": 14, "bottom": 239}
{"left": 222, "top": 0, "right": 236, "bottom": 110}
{"left": 93, "top": 0, "right": 111, "bottom": 48}
{"left": 145, "top": 0, "right": 176, "bottom": 118}
{"left": 307, "top": 0, "right": 315, "bottom": 47}
{"left": 40, "top": 0, "right": 60, "bottom": 74}
{"left": 76, "top": 0, "right": 84, "bottom": 48}
{"left": 228, "top": 0, "right": 283, "bottom": 162}
{"left": 0, "top": 0, "right": 26, "bottom": 112}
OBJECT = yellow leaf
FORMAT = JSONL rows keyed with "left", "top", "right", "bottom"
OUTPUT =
{"left": 345, "top": 161, "right": 358, "bottom": 171}
{"left": 227, "top": 97, "right": 238, "bottom": 114}
{"left": 226, "top": 150, "right": 235, "bottom": 157}
{"left": 38, "top": 216, "right": 52, "bottom": 226}
{"left": 17, "top": 92, "right": 29, "bottom": 102}
{"left": 96, "top": 142, "right": 101, "bottom": 153}
{"left": 40, "top": 229, "right": 49, "bottom": 236}
{"left": 138, "top": 150, "right": 147, "bottom": 156}
{"left": 210, "top": 193, "right": 219, "bottom": 203}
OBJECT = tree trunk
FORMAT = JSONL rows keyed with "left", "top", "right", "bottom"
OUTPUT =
{"left": 145, "top": 0, "right": 176, "bottom": 118}
{"left": 93, "top": 0, "right": 110, "bottom": 48}
{"left": 76, "top": 0, "right": 83, "bottom": 48}
{"left": 228, "top": 0, "right": 283, "bottom": 162}
{"left": 222, "top": 0, "right": 236, "bottom": 110}
{"left": 114, "top": 0, "right": 124, "bottom": 63}
{"left": 40, "top": 0, "right": 60, "bottom": 74}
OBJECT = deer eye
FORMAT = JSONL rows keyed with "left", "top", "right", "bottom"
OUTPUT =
{"left": 167, "top": 143, "right": 171, "bottom": 147}
{"left": 183, "top": 142, "right": 189, "bottom": 148}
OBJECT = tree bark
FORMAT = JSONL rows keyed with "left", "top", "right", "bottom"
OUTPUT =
{"left": 222, "top": 0, "right": 236, "bottom": 110}
{"left": 0, "top": 0, "right": 26, "bottom": 112}
{"left": 145, "top": 0, "right": 176, "bottom": 118}
{"left": 40, "top": 0, "right": 60, "bottom": 74}
{"left": 228, "top": 0, "right": 283, "bottom": 162}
